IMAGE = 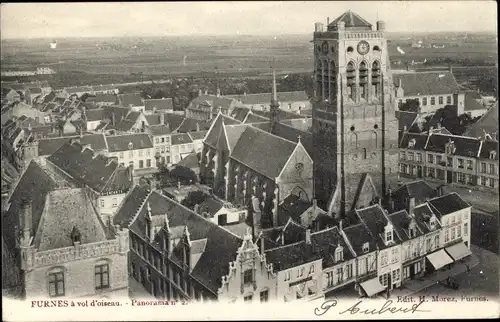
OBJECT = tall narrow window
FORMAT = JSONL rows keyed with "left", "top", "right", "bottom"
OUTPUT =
{"left": 323, "top": 61, "right": 329, "bottom": 101}
{"left": 316, "top": 61, "right": 323, "bottom": 99}
{"left": 346, "top": 61, "right": 356, "bottom": 101}
{"left": 363, "top": 148, "right": 367, "bottom": 160}
{"left": 359, "top": 61, "right": 368, "bottom": 100}
{"left": 95, "top": 263, "right": 110, "bottom": 290}
{"left": 329, "top": 61, "right": 337, "bottom": 103}
{"left": 48, "top": 271, "right": 65, "bottom": 297}
{"left": 371, "top": 61, "right": 381, "bottom": 99}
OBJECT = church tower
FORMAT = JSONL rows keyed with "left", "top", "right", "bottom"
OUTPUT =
{"left": 312, "top": 11, "right": 399, "bottom": 218}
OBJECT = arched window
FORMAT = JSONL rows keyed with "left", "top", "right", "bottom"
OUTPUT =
{"left": 316, "top": 60, "right": 323, "bottom": 99}
{"left": 323, "top": 60, "right": 329, "bottom": 101}
{"left": 359, "top": 61, "right": 368, "bottom": 100}
{"left": 329, "top": 61, "right": 336, "bottom": 103}
{"left": 346, "top": 61, "right": 356, "bottom": 101}
{"left": 350, "top": 133, "right": 358, "bottom": 149}
{"left": 371, "top": 61, "right": 381, "bottom": 99}
{"left": 372, "top": 131, "right": 378, "bottom": 147}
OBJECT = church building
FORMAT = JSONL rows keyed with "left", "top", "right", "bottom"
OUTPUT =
{"left": 311, "top": 11, "right": 399, "bottom": 219}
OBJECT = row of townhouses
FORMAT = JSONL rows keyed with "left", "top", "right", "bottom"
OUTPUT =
{"left": 399, "top": 131, "right": 499, "bottom": 190}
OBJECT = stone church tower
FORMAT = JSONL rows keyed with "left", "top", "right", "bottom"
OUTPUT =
{"left": 312, "top": 11, "right": 399, "bottom": 218}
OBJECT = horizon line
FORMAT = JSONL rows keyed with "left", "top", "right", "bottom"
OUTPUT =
{"left": 1, "top": 30, "right": 497, "bottom": 41}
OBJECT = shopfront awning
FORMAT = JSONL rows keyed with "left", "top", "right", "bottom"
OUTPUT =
{"left": 360, "top": 278, "right": 387, "bottom": 297}
{"left": 426, "top": 249, "right": 454, "bottom": 270}
{"left": 445, "top": 242, "right": 472, "bottom": 261}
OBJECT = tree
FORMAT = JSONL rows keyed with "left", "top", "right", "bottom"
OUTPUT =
{"left": 181, "top": 190, "right": 208, "bottom": 210}
{"left": 400, "top": 98, "right": 420, "bottom": 113}
{"left": 169, "top": 166, "right": 198, "bottom": 185}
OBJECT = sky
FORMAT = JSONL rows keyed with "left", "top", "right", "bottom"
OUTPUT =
{"left": 0, "top": 1, "right": 497, "bottom": 39}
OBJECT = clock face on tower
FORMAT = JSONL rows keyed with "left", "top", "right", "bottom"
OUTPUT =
{"left": 357, "top": 41, "right": 370, "bottom": 55}
{"left": 321, "top": 41, "right": 329, "bottom": 55}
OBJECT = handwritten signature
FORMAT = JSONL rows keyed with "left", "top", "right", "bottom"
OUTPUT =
{"left": 314, "top": 299, "right": 430, "bottom": 316}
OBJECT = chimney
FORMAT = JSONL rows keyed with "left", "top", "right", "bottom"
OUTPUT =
{"left": 260, "top": 235, "right": 265, "bottom": 255}
{"left": 194, "top": 204, "right": 200, "bottom": 214}
{"left": 198, "top": 89, "right": 202, "bottom": 96}
{"left": 22, "top": 201, "right": 32, "bottom": 242}
{"left": 398, "top": 78, "right": 402, "bottom": 88}
{"left": 339, "top": 219, "right": 343, "bottom": 231}
{"left": 327, "top": 17, "right": 330, "bottom": 25}
{"left": 177, "top": 180, "right": 181, "bottom": 189}
{"left": 449, "top": 65, "right": 453, "bottom": 73}
{"left": 437, "top": 122, "right": 441, "bottom": 129}
{"left": 204, "top": 89, "right": 208, "bottom": 95}
{"left": 216, "top": 87, "right": 221, "bottom": 97}
{"left": 408, "top": 197, "right": 416, "bottom": 215}
{"left": 196, "top": 122, "right": 200, "bottom": 132}
{"left": 403, "top": 125, "right": 407, "bottom": 132}
{"left": 312, "top": 199, "right": 317, "bottom": 211}
{"left": 111, "top": 112, "right": 116, "bottom": 126}
{"left": 305, "top": 229, "right": 311, "bottom": 244}
{"left": 153, "top": 106, "right": 157, "bottom": 114}
{"left": 160, "top": 113, "right": 165, "bottom": 125}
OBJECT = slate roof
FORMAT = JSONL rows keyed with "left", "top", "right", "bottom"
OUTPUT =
{"left": 203, "top": 113, "right": 241, "bottom": 148}
{"left": 171, "top": 133, "right": 193, "bottom": 146}
{"left": 113, "top": 190, "right": 243, "bottom": 294}
{"left": 252, "top": 108, "right": 308, "bottom": 120}
{"left": 464, "top": 92, "right": 487, "bottom": 111}
{"left": 310, "top": 226, "right": 354, "bottom": 267}
{"left": 243, "top": 113, "right": 269, "bottom": 124}
{"left": 425, "top": 133, "right": 481, "bottom": 158}
{"left": 391, "top": 180, "right": 436, "bottom": 212}
{"left": 176, "top": 118, "right": 212, "bottom": 133}
{"left": 190, "top": 94, "right": 236, "bottom": 112}
{"left": 250, "top": 121, "right": 313, "bottom": 158}
{"left": 85, "top": 108, "right": 106, "bottom": 122}
{"left": 144, "top": 98, "right": 173, "bottom": 111}
{"left": 464, "top": 102, "right": 498, "bottom": 139}
{"left": 279, "top": 118, "right": 312, "bottom": 133}
{"left": 226, "top": 91, "right": 309, "bottom": 105}
{"left": 38, "top": 133, "right": 107, "bottom": 156}
{"left": 277, "top": 194, "right": 312, "bottom": 226}
{"left": 230, "top": 126, "right": 297, "bottom": 179}
{"left": 86, "top": 94, "right": 118, "bottom": 104}
{"left": 392, "top": 71, "right": 460, "bottom": 96}
{"left": 145, "top": 113, "right": 184, "bottom": 130}
{"left": 35, "top": 189, "right": 111, "bottom": 251}
{"left": 387, "top": 210, "right": 415, "bottom": 242}
{"left": 3, "top": 161, "right": 58, "bottom": 253}
{"left": 48, "top": 141, "right": 132, "bottom": 193}
{"left": 230, "top": 107, "right": 251, "bottom": 122}
{"left": 106, "top": 133, "right": 153, "bottom": 152}
{"left": 264, "top": 241, "right": 322, "bottom": 271}
{"left": 412, "top": 203, "right": 439, "bottom": 234}
{"left": 356, "top": 204, "right": 400, "bottom": 249}
{"left": 188, "top": 131, "right": 207, "bottom": 141}
{"left": 478, "top": 140, "right": 499, "bottom": 160}
{"left": 329, "top": 10, "right": 372, "bottom": 29}
{"left": 224, "top": 124, "right": 248, "bottom": 151}
{"left": 428, "top": 192, "right": 471, "bottom": 217}
{"left": 177, "top": 153, "right": 200, "bottom": 169}
{"left": 396, "top": 110, "right": 419, "bottom": 132}
{"left": 118, "top": 93, "right": 144, "bottom": 107}
{"left": 148, "top": 125, "right": 172, "bottom": 136}
{"left": 342, "top": 223, "right": 377, "bottom": 256}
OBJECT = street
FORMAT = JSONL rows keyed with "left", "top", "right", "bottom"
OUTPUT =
{"left": 415, "top": 244, "right": 499, "bottom": 297}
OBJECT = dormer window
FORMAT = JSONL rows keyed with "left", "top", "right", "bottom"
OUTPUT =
{"left": 362, "top": 242, "right": 370, "bottom": 253}
{"left": 408, "top": 138, "right": 416, "bottom": 148}
{"left": 429, "top": 216, "right": 436, "bottom": 230}
{"left": 335, "top": 246, "right": 343, "bottom": 262}
{"left": 70, "top": 226, "right": 81, "bottom": 244}
{"left": 445, "top": 141, "right": 456, "bottom": 154}
{"left": 385, "top": 224, "right": 394, "bottom": 244}
{"left": 490, "top": 151, "right": 497, "bottom": 160}
{"left": 128, "top": 142, "right": 133, "bottom": 150}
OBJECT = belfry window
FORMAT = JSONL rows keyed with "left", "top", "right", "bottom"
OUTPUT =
{"left": 371, "top": 61, "right": 381, "bottom": 99}
{"left": 323, "top": 61, "right": 330, "bottom": 101}
{"left": 329, "top": 61, "right": 337, "bottom": 103}
{"left": 316, "top": 61, "right": 323, "bottom": 100}
{"left": 359, "top": 61, "right": 368, "bottom": 100}
{"left": 346, "top": 62, "right": 356, "bottom": 101}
